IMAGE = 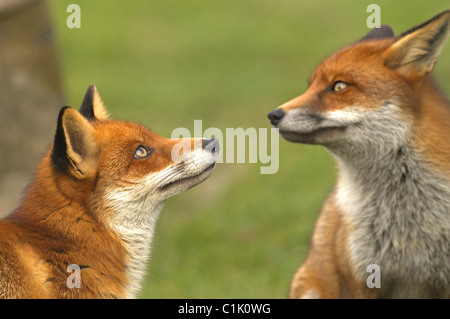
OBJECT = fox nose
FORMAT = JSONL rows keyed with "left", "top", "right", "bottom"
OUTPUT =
{"left": 202, "top": 138, "right": 220, "bottom": 156}
{"left": 268, "top": 108, "right": 285, "bottom": 126}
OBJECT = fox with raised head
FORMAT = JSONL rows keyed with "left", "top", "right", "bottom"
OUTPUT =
{"left": 268, "top": 11, "right": 450, "bottom": 298}
{"left": 0, "top": 86, "right": 219, "bottom": 298}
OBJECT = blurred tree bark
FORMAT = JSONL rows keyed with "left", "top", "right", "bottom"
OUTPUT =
{"left": 0, "top": 0, "right": 64, "bottom": 216}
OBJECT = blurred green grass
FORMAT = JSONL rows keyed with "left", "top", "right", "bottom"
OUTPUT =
{"left": 49, "top": 0, "right": 449, "bottom": 298}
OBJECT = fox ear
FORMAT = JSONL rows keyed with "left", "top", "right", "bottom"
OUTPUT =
{"left": 79, "top": 85, "right": 110, "bottom": 121}
{"left": 358, "top": 25, "right": 394, "bottom": 42}
{"left": 384, "top": 10, "right": 449, "bottom": 75}
{"left": 51, "top": 106, "right": 99, "bottom": 179}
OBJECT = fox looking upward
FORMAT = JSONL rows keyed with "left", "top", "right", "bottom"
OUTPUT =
{"left": 0, "top": 86, "right": 219, "bottom": 298}
{"left": 269, "top": 11, "right": 450, "bottom": 298}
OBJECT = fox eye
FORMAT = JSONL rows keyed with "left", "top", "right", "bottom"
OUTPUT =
{"left": 133, "top": 146, "right": 151, "bottom": 159}
{"left": 332, "top": 81, "right": 349, "bottom": 92}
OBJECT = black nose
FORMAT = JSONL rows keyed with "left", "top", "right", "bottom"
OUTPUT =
{"left": 268, "top": 108, "right": 285, "bottom": 126}
{"left": 202, "top": 138, "right": 219, "bottom": 155}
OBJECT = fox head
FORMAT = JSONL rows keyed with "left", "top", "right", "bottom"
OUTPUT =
{"left": 268, "top": 11, "right": 449, "bottom": 158}
{"left": 51, "top": 85, "right": 219, "bottom": 230}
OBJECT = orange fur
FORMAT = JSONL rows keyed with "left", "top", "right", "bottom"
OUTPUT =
{"left": 0, "top": 86, "right": 217, "bottom": 298}
{"left": 269, "top": 11, "right": 450, "bottom": 298}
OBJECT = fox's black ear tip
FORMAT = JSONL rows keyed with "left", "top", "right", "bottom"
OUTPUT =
{"left": 438, "top": 10, "right": 449, "bottom": 23}
{"left": 379, "top": 25, "right": 394, "bottom": 34}
{"left": 85, "top": 85, "right": 96, "bottom": 97}
{"left": 79, "top": 84, "right": 108, "bottom": 121}
{"left": 80, "top": 87, "right": 96, "bottom": 119}
{"left": 399, "top": 10, "right": 450, "bottom": 38}
{"left": 358, "top": 25, "right": 394, "bottom": 42}
{"left": 59, "top": 106, "right": 73, "bottom": 116}
{"left": 436, "top": 9, "right": 449, "bottom": 19}
{"left": 56, "top": 106, "right": 75, "bottom": 125}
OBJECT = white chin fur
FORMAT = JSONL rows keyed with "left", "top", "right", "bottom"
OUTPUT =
{"left": 278, "top": 107, "right": 364, "bottom": 134}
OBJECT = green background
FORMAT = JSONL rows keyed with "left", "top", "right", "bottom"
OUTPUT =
{"left": 49, "top": 0, "right": 449, "bottom": 298}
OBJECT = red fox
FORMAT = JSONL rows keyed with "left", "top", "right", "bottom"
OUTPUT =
{"left": 0, "top": 86, "right": 218, "bottom": 298}
{"left": 268, "top": 11, "right": 450, "bottom": 298}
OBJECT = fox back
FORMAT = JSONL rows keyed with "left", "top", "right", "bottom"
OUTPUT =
{"left": 0, "top": 86, "right": 218, "bottom": 298}
{"left": 269, "top": 11, "right": 450, "bottom": 298}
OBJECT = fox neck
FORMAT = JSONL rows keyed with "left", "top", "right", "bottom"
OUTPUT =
{"left": 10, "top": 157, "right": 96, "bottom": 235}
{"left": 104, "top": 190, "right": 165, "bottom": 299}
{"left": 334, "top": 130, "right": 450, "bottom": 293}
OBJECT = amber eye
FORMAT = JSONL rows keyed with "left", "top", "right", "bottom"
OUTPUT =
{"left": 133, "top": 146, "right": 151, "bottom": 159}
{"left": 332, "top": 81, "right": 349, "bottom": 92}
